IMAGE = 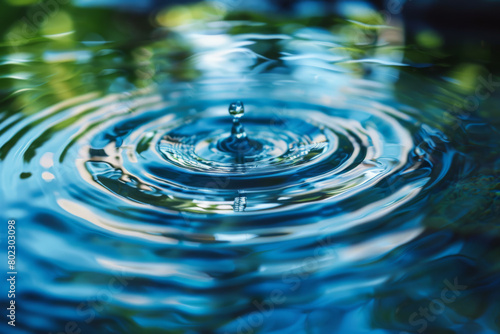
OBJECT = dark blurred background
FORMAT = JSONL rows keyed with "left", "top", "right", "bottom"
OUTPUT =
{"left": 1, "top": 0, "right": 500, "bottom": 70}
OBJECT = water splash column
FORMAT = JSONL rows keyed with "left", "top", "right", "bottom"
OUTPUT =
{"left": 218, "top": 101, "right": 263, "bottom": 163}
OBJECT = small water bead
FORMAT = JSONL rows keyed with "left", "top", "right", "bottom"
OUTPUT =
{"left": 228, "top": 101, "right": 245, "bottom": 119}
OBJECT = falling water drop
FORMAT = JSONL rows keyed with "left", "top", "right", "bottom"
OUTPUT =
{"left": 229, "top": 101, "right": 245, "bottom": 119}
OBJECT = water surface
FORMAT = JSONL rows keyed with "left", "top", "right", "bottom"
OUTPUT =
{"left": 1, "top": 3, "right": 499, "bottom": 334}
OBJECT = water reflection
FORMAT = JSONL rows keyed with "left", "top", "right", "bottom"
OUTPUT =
{"left": 0, "top": 1, "right": 499, "bottom": 334}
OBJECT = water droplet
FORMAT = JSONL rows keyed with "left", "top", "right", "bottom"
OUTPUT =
{"left": 228, "top": 101, "right": 245, "bottom": 119}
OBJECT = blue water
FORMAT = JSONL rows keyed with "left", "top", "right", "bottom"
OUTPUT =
{"left": 1, "top": 4, "right": 500, "bottom": 334}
